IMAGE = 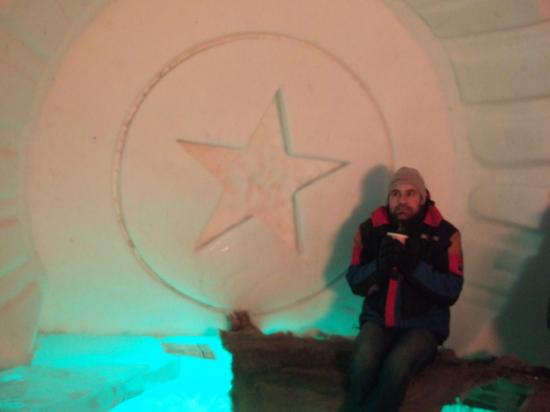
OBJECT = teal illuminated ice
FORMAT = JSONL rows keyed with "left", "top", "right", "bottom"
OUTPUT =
{"left": 441, "top": 398, "right": 494, "bottom": 412}
{"left": 0, "top": 334, "right": 232, "bottom": 412}
{"left": 111, "top": 336, "right": 232, "bottom": 412}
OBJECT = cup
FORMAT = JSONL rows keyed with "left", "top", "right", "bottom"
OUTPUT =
{"left": 387, "top": 232, "right": 408, "bottom": 245}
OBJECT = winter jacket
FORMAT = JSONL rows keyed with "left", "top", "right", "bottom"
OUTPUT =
{"left": 346, "top": 202, "right": 464, "bottom": 343}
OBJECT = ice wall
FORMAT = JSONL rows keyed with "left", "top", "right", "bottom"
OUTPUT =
{"left": 1, "top": 0, "right": 549, "bottom": 368}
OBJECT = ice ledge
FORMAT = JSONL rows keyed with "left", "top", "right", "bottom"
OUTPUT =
{"left": 0, "top": 362, "right": 179, "bottom": 411}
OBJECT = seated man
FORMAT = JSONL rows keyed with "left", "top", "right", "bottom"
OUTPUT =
{"left": 341, "top": 167, "right": 464, "bottom": 412}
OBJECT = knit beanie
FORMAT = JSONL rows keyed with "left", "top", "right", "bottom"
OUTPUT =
{"left": 389, "top": 167, "right": 427, "bottom": 204}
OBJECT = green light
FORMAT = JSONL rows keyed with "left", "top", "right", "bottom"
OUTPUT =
{"left": 6, "top": 334, "right": 234, "bottom": 411}
{"left": 441, "top": 398, "right": 495, "bottom": 412}
{"left": 111, "top": 336, "right": 232, "bottom": 411}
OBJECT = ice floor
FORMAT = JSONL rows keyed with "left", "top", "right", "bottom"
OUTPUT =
{"left": 0, "top": 334, "right": 232, "bottom": 411}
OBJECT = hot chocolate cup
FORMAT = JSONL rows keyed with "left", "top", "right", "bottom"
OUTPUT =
{"left": 387, "top": 232, "right": 408, "bottom": 245}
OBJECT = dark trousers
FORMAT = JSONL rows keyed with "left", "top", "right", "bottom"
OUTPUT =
{"left": 341, "top": 321, "right": 438, "bottom": 412}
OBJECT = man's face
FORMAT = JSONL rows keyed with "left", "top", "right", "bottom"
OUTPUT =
{"left": 388, "top": 182, "right": 423, "bottom": 222}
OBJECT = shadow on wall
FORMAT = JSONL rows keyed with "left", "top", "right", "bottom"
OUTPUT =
{"left": 314, "top": 165, "right": 391, "bottom": 335}
{"left": 495, "top": 206, "right": 550, "bottom": 367}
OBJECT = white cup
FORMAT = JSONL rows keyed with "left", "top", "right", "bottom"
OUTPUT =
{"left": 387, "top": 232, "right": 408, "bottom": 245}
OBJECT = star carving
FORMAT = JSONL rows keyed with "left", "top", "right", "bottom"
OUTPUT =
{"left": 178, "top": 90, "right": 347, "bottom": 251}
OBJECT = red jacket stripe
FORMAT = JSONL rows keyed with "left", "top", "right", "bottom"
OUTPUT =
{"left": 449, "top": 254, "right": 463, "bottom": 276}
{"left": 448, "top": 232, "right": 463, "bottom": 276}
{"left": 385, "top": 278, "right": 399, "bottom": 327}
{"left": 372, "top": 207, "right": 390, "bottom": 227}
{"left": 423, "top": 205, "right": 443, "bottom": 227}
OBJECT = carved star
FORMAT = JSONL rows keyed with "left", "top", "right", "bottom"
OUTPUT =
{"left": 178, "top": 90, "right": 346, "bottom": 251}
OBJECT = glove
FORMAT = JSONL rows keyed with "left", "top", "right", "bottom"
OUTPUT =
{"left": 397, "top": 236, "right": 421, "bottom": 276}
{"left": 378, "top": 236, "right": 402, "bottom": 277}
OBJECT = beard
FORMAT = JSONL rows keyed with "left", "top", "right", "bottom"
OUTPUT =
{"left": 390, "top": 205, "right": 422, "bottom": 224}
{"left": 390, "top": 205, "right": 418, "bottom": 222}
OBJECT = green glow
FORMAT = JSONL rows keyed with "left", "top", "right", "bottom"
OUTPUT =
{"left": 111, "top": 336, "right": 232, "bottom": 411}
{"left": 441, "top": 398, "right": 494, "bottom": 412}
{"left": 13, "top": 334, "right": 233, "bottom": 411}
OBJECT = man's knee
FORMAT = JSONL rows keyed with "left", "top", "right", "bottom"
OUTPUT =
{"left": 349, "top": 351, "right": 379, "bottom": 389}
{"left": 378, "top": 339, "right": 437, "bottom": 391}
{"left": 379, "top": 355, "right": 411, "bottom": 390}
{"left": 351, "top": 342, "right": 379, "bottom": 367}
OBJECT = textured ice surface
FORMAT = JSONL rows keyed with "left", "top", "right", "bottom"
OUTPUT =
{"left": 112, "top": 336, "right": 232, "bottom": 411}
{"left": 0, "top": 335, "right": 231, "bottom": 412}
{"left": 0, "top": 364, "right": 175, "bottom": 411}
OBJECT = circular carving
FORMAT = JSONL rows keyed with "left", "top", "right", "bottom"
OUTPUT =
{"left": 113, "top": 32, "right": 391, "bottom": 313}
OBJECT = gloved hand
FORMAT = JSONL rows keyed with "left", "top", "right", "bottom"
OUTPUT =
{"left": 397, "top": 236, "right": 421, "bottom": 276}
{"left": 378, "top": 236, "right": 403, "bottom": 277}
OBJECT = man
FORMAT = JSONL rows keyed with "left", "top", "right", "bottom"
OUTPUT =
{"left": 341, "top": 167, "right": 464, "bottom": 412}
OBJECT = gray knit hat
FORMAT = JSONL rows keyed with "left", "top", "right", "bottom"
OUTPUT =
{"left": 389, "top": 167, "right": 427, "bottom": 204}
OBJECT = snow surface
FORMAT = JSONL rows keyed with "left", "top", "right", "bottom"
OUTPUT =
{"left": 0, "top": 334, "right": 232, "bottom": 411}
